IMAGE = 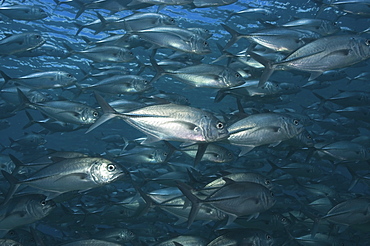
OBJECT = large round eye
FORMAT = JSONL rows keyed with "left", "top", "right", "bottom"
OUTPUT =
{"left": 366, "top": 39, "right": 370, "bottom": 46}
{"left": 235, "top": 73, "right": 241, "bottom": 78}
{"left": 216, "top": 122, "right": 224, "bottom": 129}
{"left": 40, "top": 200, "right": 46, "bottom": 206}
{"left": 93, "top": 111, "right": 99, "bottom": 117}
{"left": 107, "top": 164, "right": 116, "bottom": 172}
{"left": 266, "top": 234, "right": 272, "bottom": 240}
{"left": 204, "top": 41, "right": 208, "bottom": 46}
{"left": 67, "top": 73, "right": 73, "bottom": 78}
{"left": 265, "top": 179, "right": 271, "bottom": 185}
{"left": 293, "top": 119, "right": 300, "bottom": 125}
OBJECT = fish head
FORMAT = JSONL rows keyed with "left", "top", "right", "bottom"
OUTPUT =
{"left": 32, "top": 6, "right": 49, "bottom": 19}
{"left": 134, "top": 78, "right": 152, "bottom": 92}
{"left": 353, "top": 37, "right": 370, "bottom": 59}
{"left": 222, "top": 68, "right": 245, "bottom": 87}
{"left": 199, "top": 115, "right": 229, "bottom": 142}
{"left": 27, "top": 33, "right": 45, "bottom": 48}
{"left": 118, "top": 49, "right": 136, "bottom": 62}
{"left": 81, "top": 107, "right": 100, "bottom": 124}
{"left": 280, "top": 115, "right": 305, "bottom": 138}
{"left": 161, "top": 16, "right": 176, "bottom": 26}
{"left": 191, "top": 36, "right": 211, "bottom": 54}
{"left": 90, "top": 158, "right": 128, "bottom": 184}
{"left": 321, "top": 20, "right": 341, "bottom": 35}
{"left": 30, "top": 195, "right": 56, "bottom": 219}
{"left": 60, "top": 71, "right": 77, "bottom": 84}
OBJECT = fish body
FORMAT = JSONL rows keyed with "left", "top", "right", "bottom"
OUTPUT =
{"left": 2, "top": 157, "right": 127, "bottom": 201}
{"left": 0, "top": 194, "right": 55, "bottom": 235}
{"left": 0, "top": 32, "right": 45, "bottom": 55}
{"left": 83, "top": 75, "right": 151, "bottom": 94}
{"left": 132, "top": 26, "right": 211, "bottom": 54}
{"left": 0, "top": 5, "right": 48, "bottom": 20}
{"left": 2, "top": 70, "right": 77, "bottom": 89}
{"left": 165, "top": 64, "right": 245, "bottom": 89}
{"left": 87, "top": 93, "right": 229, "bottom": 144}
{"left": 18, "top": 88, "right": 99, "bottom": 125}
{"left": 227, "top": 113, "right": 304, "bottom": 155}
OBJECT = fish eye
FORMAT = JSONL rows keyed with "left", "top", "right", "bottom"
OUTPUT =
{"left": 306, "top": 134, "right": 312, "bottom": 139}
{"left": 265, "top": 179, "right": 271, "bottom": 185}
{"left": 270, "top": 191, "right": 274, "bottom": 197}
{"left": 235, "top": 73, "right": 241, "bottom": 78}
{"left": 366, "top": 39, "right": 370, "bottom": 46}
{"left": 67, "top": 74, "right": 73, "bottom": 78}
{"left": 170, "top": 18, "right": 175, "bottom": 23}
{"left": 40, "top": 200, "right": 46, "bottom": 206}
{"left": 93, "top": 111, "right": 99, "bottom": 117}
{"left": 35, "top": 35, "right": 41, "bottom": 39}
{"left": 293, "top": 119, "right": 300, "bottom": 125}
{"left": 266, "top": 235, "right": 272, "bottom": 240}
{"left": 107, "top": 164, "right": 116, "bottom": 172}
{"left": 203, "top": 41, "right": 208, "bottom": 46}
{"left": 216, "top": 122, "right": 224, "bottom": 129}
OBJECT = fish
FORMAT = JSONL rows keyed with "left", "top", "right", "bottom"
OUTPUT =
{"left": 226, "top": 113, "right": 304, "bottom": 156}
{"left": 131, "top": 26, "right": 211, "bottom": 54}
{"left": 0, "top": 70, "right": 77, "bottom": 89}
{"left": 0, "top": 5, "right": 48, "bottom": 20}
{"left": 177, "top": 179, "right": 276, "bottom": 227}
{"left": 2, "top": 155, "right": 128, "bottom": 203}
{"left": 0, "top": 32, "right": 45, "bottom": 56}
{"left": 153, "top": 62, "right": 245, "bottom": 89}
{"left": 86, "top": 93, "right": 229, "bottom": 145}
{"left": 0, "top": 194, "right": 55, "bottom": 236}
{"left": 179, "top": 143, "right": 234, "bottom": 163}
{"left": 222, "top": 24, "right": 321, "bottom": 52}
{"left": 17, "top": 88, "right": 99, "bottom": 125}
{"left": 80, "top": 75, "right": 151, "bottom": 94}
{"left": 251, "top": 35, "right": 370, "bottom": 87}
{"left": 64, "top": 44, "right": 136, "bottom": 63}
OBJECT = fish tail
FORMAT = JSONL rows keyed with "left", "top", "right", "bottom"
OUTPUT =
{"left": 1, "top": 169, "right": 21, "bottom": 206}
{"left": 149, "top": 50, "right": 166, "bottom": 83}
{"left": 95, "top": 12, "right": 106, "bottom": 35}
{"left": 247, "top": 49, "right": 275, "bottom": 87}
{"left": 85, "top": 92, "right": 121, "bottom": 133}
{"left": 0, "top": 70, "right": 12, "bottom": 90}
{"left": 23, "top": 111, "right": 36, "bottom": 129}
{"left": 61, "top": 42, "right": 75, "bottom": 58}
{"left": 15, "top": 88, "right": 33, "bottom": 112}
{"left": 176, "top": 181, "right": 201, "bottom": 228}
{"left": 221, "top": 24, "right": 242, "bottom": 50}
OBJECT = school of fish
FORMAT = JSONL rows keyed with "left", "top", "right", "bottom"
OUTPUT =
{"left": 0, "top": 0, "right": 370, "bottom": 245}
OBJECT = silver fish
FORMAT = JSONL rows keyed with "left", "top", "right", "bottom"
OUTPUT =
{"left": 227, "top": 113, "right": 304, "bottom": 156}
{"left": 159, "top": 63, "right": 245, "bottom": 89}
{"left": 0, "top": 194, "right": 55, "bottom": 236}
{"left": 222, "top": 24, "right": 321, "bottom": 52}
{"left": 81, "top": 75, "right": 151, "bottom": 94}
{"left": 252, "top": 35, "right": 370, "bottom": 86}
{"left": 0, "top": 5, "right": 48, "bottom": 20}
{"left": 132, "top": 26, "right": 211, "bottom": 54}
{"left": 18, "top": 88, "right": 99, "bottom": 125}
{"left": 177, "top": 180, "right": 275, "bottom": 227}
{"left": 0, "top": 32, "right": 45, "bottom": 56}
{"left": 322, "top": 198, "right": 370, "bottom": 225}
{"left": 1, "top": 70, "right": 77, "bottom": 89}
{"left": 2, "top": 156, "right": 127, "bottom": 202}
{"left": 86, "top": 93, "right": 229, "bottom": 145}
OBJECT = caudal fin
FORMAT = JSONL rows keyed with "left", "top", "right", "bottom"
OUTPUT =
{"left": 85, "top": 92, "right": 120, "bottom": 133}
